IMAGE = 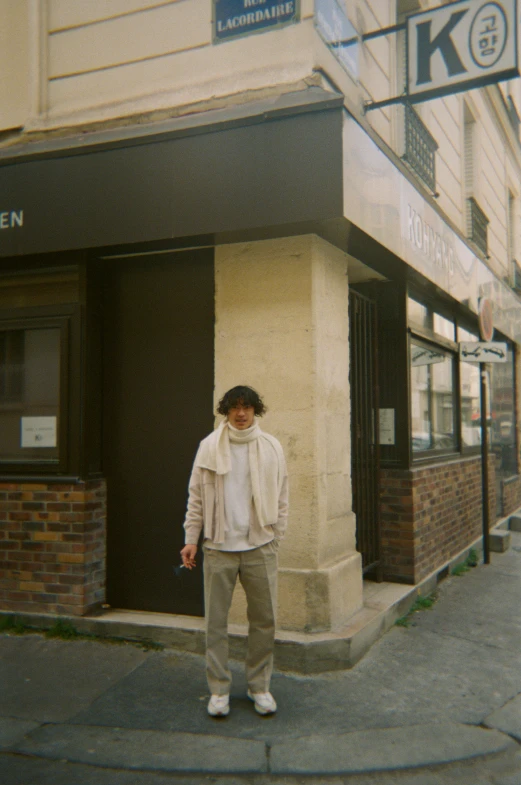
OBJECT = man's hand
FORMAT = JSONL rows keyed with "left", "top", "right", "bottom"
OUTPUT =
{"left": 180, "top": 544, "right": 197, "bottom": 570}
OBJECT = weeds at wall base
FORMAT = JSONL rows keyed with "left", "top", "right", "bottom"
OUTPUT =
{"left": 395, "top": 592, "right": 438, "bottom": 628}
{"left": 451, "top": 548, "right": 479, "bottom": 576}
{"left": 0, "top": 614, "right": 163, "bottom": 651}
{"left": 395, "top": 547, "right": 480, "bottom": 628}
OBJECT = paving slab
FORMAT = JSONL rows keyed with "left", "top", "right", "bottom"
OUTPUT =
{"left": 13, "top": 723, "right": 268, "bottom": 773}
{"left": 269, "top": 723, "right": 515, "bottom": 775}
{"left": 0, "top": 634, "right": 148, "bottom": 722}
{"left": 491, "top": 749, "right": 521, "bottom": 785}
{"left": 0, "top": 716, "right": 40, "bottom": 748}
{"left": 484, "top": 693, "right": 521, "bottom": 742}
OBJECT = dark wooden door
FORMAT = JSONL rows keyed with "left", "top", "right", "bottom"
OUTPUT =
{"left": 349, "top": 289, "right": 382, "bottom": 579}
{"left": 102, "top": 250, "right": 214, "bottom": 615}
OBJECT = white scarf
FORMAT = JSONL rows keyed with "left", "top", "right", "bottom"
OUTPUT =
{"left": 195, "top": 420, "right": 284, "bottom": 532}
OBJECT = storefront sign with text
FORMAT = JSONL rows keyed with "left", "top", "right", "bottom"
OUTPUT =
{"left": 407, "top": 0, "right": 519, "bottom": 102}
{"left": 0, "top": 210, "right": 23, "bottom": 229}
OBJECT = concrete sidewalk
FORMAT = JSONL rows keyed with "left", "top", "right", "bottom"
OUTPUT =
{"left": 1, "top": 532, "right": 521, "bottom": 784}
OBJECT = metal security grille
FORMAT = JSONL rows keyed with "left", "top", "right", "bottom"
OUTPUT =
{"left": 403, "top": 104, "right": 438, "bottom": 193}
{"left": 467, "top": 197, "right": 489, "bottom": 254}
{"left": 349, "top": 290, "right": 382, "bottom": 578}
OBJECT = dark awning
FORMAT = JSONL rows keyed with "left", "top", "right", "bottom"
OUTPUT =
{"left": 0, "top": 88, "right": 344, "bottom": 258}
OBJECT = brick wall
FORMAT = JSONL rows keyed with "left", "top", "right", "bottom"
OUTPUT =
{"left": 380, "top": 456, "right": 496, "bottom": 584}
{"left": 0, "top": 480, "right": 106, "bottom": 616}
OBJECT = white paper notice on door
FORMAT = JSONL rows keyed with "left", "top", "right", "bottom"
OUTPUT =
{"left": 379, "top": 409, "right": 395, "bottom": 445}
{"left": 21, "top": 417, "right": 57, "bottom": 448}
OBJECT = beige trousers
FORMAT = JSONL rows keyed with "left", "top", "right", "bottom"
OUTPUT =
{"left": 203, "top": 541, "right": 278, "bottom": 695}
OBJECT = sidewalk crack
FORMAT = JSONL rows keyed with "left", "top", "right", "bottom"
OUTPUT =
{"left": 265, "top": 741, "right": 272, "bottom": 773}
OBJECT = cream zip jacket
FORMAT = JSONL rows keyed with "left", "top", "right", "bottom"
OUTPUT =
{"left": 183, "top": 447, "right": 289, "bottom": 548}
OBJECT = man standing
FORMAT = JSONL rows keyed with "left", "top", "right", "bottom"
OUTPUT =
{"left": 181, "top": 385, "right": 288, "bottom": 717}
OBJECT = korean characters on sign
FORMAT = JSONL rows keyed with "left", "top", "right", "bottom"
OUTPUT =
{"left": 470, "top": 3, "right": 508, "bottom": 68}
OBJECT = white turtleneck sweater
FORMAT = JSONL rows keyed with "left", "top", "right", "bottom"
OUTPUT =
{"left": 206, "top": 425, "right": 256, "bottom": 552}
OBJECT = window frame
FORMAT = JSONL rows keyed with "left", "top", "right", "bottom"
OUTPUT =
{"left": 0, "top": 304, "right": 80, "bottom": 476}
{"left": 408, "top": 331, "right": 459, "bottom": 461}
{"left": 407, "top": 291, "right": 463, "bottom": 464}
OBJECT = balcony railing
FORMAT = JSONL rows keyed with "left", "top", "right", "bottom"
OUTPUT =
{"left": 402, "top": 104, "right": 438, "bottom": 193}
{"left": 467, "top": 197, "right": 489, "bottom": 255}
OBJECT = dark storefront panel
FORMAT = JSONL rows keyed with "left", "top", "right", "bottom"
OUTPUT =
{"left": 0, "top": 106, "right": 343, "bottom": 258}
{"left": 103, "top": 249, "right": 214, "bottom": 615}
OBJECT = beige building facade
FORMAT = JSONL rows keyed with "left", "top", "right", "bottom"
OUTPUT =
{"left": 1, "top": 0, "right": 521, "bottom": 635}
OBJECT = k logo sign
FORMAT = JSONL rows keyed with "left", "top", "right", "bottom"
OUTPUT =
{"left": 407, "top": 0, "right": 519, "bottom": 103}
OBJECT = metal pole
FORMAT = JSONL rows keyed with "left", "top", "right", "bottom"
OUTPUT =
{"left": 480, "top": 364, "right": 490, "bottom": 565}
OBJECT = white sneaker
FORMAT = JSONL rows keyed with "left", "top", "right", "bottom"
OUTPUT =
{"left": 207, "top": 694, "right": 230, "bottom": 717}
{"left": 247, "top": 689, "right": 277, "bottom": 715}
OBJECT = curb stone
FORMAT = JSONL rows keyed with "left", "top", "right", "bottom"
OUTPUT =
{"left": 0, "top": 718, "right": 41, "bottom": 749}
{"left": 269, "top": 723, "right": 516, "bottom": 775}
{"left": 13, "top": 724, "right": 268, "bottom": 773}
{"left": 10, "top": 721, "right": 517, "bottom": 776}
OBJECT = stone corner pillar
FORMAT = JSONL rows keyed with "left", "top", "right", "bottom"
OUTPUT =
{"left": 215, "top": 234, "right": 363, "bottom": 633}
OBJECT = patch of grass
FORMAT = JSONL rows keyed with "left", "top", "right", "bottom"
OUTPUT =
{"left": 395, "top": 591, "right": 438, "bottom": 628}
{"left": 138, "top": 638, "right": 164, "bottom": 652}
{"left": 0, "top": 615, "right": 18, "bottom": 633}
{"left": 0, "top": 615, "right": 15, "bottom": 632}
{"left": 45, "top": 618, "right": 80, "bottom": 640}
{"left": 0, "top": 615, "right": 33, "bottom": 635}
{"left": 44, "top": 621, "right": 164, "bottom": 651}
{"left": 451, "top": 548, "right": 479, "bottom": 577}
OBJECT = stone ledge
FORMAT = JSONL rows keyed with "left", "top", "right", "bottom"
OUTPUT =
{"left": 0, "top": 580, "right": 417, "bottom": 674}
{"left": 489, "top": 529, "right": 511, "bottom": 553}
{"left": 0, "top": 530, "right": 499, "bottom": 674}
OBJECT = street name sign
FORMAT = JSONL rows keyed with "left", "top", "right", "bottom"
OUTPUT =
{"left": 407, "top": 0, "right": 519, "bottom": 103}
{"left": 459, "top": 341, "right": 508, "bottom": 362}
{"left": 213, "top": 0, "right": 300, "bottom": 42}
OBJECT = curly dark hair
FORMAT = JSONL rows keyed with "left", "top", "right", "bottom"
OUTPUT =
{"left": 217, "top": 386, "right": 267, "bottom": 417}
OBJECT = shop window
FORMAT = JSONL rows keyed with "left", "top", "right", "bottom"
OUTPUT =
{"left": 408, "top": 297, "right": 455, "bottom": 341}
{"left": 410, "top": 338, "right": 457, "bottom": 454}
{"left": 0, "top": 330, "right": 24, "bottom": 403}
{"left": 458, "top": 326, "right": 481, "bottom": 449}
{"left": 0, "top": 312, "right": 72, "bottom": 473}
{"left": 407, "top": 296, "right": 428, "bottom": 327}
{"left": 433, "top": 312, "right": 455, "bottom": 341}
